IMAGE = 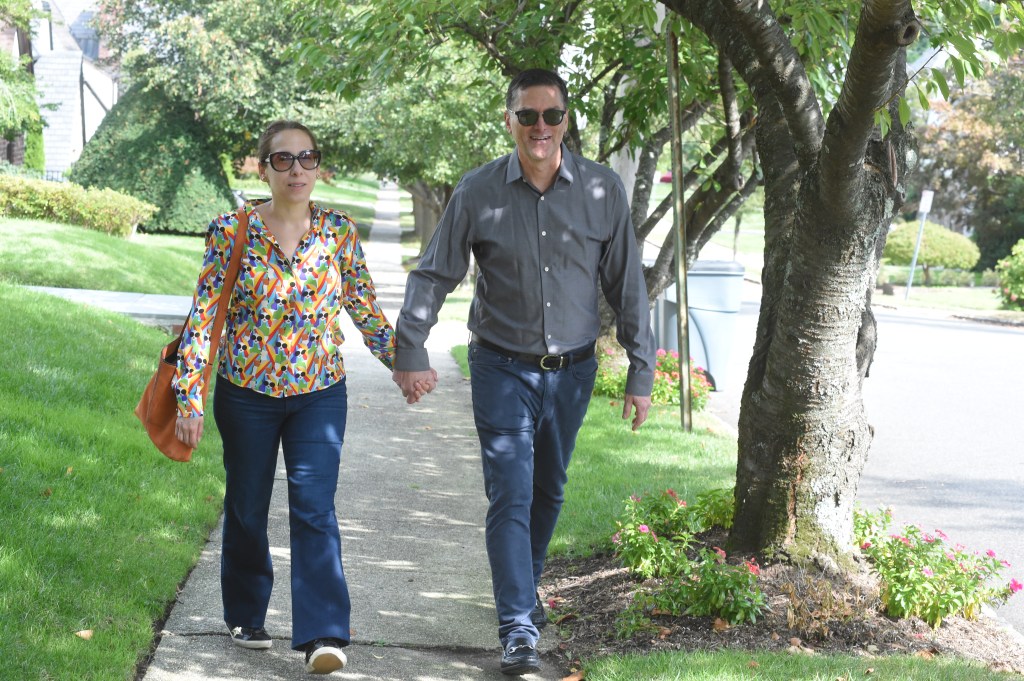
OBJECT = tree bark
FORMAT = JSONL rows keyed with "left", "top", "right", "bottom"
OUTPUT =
{"left": 405, "top": 181, "right": 449, "bottom": 256}
{"left": 661, "top": 0, "right": 919, "bottom": 569}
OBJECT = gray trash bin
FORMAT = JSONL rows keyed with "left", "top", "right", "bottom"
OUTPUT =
{"left": 651, "top": 260, "right": 745, "bottom": 390}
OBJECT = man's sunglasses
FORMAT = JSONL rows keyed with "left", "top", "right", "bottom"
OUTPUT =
{"left": 508, "top": 108, "right": 567, "bottom": 126}
{"left": 263, "top": 149, "right": 322, "bottom": 172}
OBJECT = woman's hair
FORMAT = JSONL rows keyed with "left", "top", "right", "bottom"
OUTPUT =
{"left": 256, "top": 120, "right": 319, "bottom": 165}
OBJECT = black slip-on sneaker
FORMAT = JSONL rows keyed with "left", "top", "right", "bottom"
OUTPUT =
{"left": 227, "top": 624, "right": 272, "bottom": 650}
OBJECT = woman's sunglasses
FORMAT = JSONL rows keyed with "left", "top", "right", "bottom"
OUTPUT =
{"left": 263, "top": 149, "right": 322, "bottom": 172}
{"left": 507, "top": 108, "right": 567, "bottom": 126}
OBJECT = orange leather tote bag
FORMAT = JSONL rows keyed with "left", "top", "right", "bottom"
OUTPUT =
{"left": 135, "top": 208, "right": 248, "bottom": 461}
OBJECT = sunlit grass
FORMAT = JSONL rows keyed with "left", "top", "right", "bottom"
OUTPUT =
{"left": 0, "top": 218, "right": 207, "bottom": 294}
{"left": 0, "top": 283, "right": 225, "bottom": 680}
{"left": 584, "top": 649, "right": 1018, "bottom": 680}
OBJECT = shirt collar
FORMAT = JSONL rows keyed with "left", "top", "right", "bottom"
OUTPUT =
{"left": 505, "top": 143, "right": 576, "bottom": 186}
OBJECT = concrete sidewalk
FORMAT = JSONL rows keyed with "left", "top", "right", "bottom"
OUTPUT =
{"left": 34, "top": 187, "right": 562, "bottom": 679}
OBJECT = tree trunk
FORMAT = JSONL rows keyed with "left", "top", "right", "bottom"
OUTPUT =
{"left": 662, "top": 0, "right": 920, "bottom": 569}
{"left": 405, "top": 180, "right": 449, "bottom": 257}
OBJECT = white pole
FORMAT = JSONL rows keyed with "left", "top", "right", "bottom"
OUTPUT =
{"left": 905, "top": 189, "right": 934, "bottom": 301}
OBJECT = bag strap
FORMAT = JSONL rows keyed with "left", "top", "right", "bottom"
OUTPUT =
{"left": 197, "top": 207, "right": 249, "bottom": 404}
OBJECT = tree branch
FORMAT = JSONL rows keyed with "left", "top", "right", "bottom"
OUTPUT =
{"left": 718, "top": 52, "right": 744, "bottom": 191}
{"left": 819, "top": 0, "right": 920, "bottom": 213}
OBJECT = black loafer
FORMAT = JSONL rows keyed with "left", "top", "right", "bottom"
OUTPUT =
{"left": 500, "top": 636, "right": 540, "bottom": 676}
{"left": 227, "top": 624, "right": 272, "bottom": 649}
{"left": 530, "top": 593, "right": 547, "bottom": 630}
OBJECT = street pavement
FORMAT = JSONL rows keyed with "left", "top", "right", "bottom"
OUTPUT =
{"left": 35, "top": 186, "right": 562, "bottom": 680}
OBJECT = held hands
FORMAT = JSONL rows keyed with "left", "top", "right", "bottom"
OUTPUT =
{"left": 175, "top": 415, "right": 204, "bottom": 448}
{"left": 393, "top": 368, "right": 439, "bottom": 405}
{"left": 622, "top": 394, "right": 652, "bottom": 431}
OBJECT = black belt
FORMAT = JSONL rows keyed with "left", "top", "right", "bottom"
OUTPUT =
{"left": 473, "top": 336, "right": 595, "bottom": 371}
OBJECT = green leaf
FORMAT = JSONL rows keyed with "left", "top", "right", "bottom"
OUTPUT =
{"left": 951, "top": 57, "right": 967, "bottom": 88}
{"left": 932, "top": 69, "right": 949, "bottom": 100}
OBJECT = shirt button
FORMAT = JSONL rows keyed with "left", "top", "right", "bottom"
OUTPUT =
{"left": 541, "top": 231, "right": 547, "bottom": 237}
{"left": 546, "top": 334, "right": 552, "bottom": 339}
{"left": 544, "top": 266, "right": 550, "bottom": 272}
{"left": 546, "top": 302, "right": 551, "bottom": 307}
{"left": 540, "top": 196, "right": 545, "bottom": 201}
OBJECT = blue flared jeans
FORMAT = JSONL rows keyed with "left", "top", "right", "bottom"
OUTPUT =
{"left": 213, "top": 376, "right": 350, "bottom": 651}
{"left": 468, "top": 341, "right": 597, "bottom": 646}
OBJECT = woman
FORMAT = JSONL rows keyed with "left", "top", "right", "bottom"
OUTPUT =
{"left": 174, "top": 120, "right": 415, "bottom": 674}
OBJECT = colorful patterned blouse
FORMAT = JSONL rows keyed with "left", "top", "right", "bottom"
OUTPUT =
{"left": 174, "top": 201, "right": 395, "bottom": 417}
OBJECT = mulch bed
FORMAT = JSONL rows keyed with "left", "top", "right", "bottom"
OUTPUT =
{"left": 540, "top": 549, "right": 1024, "bottom": 677}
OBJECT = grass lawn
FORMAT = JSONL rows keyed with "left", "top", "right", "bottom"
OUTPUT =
{"left": 0, "top": 282, "right": 226, "bottom": 680}
{"left": 0, "top": 218, "right": 207, "bottom": 295}
{"left": 0, "top": 175, "right": 402, "bottom": 296}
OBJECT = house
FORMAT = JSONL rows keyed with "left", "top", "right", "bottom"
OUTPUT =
{"left": 29, "top": 0, "right": 120, "bottom": 180}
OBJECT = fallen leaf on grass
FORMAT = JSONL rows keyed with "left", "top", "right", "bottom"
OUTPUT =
{"left": 554, "top": 613, "right": 576, "bottom": 624}
{"left": 75, "top": 630, "right": 93, "bottom": 640}
{"left": 651, "top": 608, "right": 672, "bottom": 616}
{"left": 657, "top": 626, "right": 672, "bottom": 640}
{"left": 789, "top": 637, "right": 802, "bottom": 646}
{"left": 747, "top": 660, "right": 760, "bottom": 668}
{"left": 712, "top": 618, "right": 730, "bottom": 631}
{"left": 915, "top": 649, "right": 934, "bottom": 660}
{"left": 560, "top": 671, "right": 585, "bottom": 681}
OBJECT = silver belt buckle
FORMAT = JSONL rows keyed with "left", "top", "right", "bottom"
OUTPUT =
{"left": 539, "top": 354, "right": 565, "bottom": 371}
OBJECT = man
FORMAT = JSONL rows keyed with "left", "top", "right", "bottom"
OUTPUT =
{"left": 393, "top": 68, "right": 655, "bottom": 676}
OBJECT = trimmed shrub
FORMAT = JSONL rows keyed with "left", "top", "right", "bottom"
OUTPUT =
{"left": 0, "top": 174, "right": 157, "bottom": 237}
{"left": 24, "top": 128, "right": 44, "bottom": 171}
{"left": 884, "top": 220, "right": 981, "bottom": 285}
{"left": 68, "top": 85, "right": 234, "bottom": 234}
{"left": 995, "top": 239, "right": 1024, "bottom": 310}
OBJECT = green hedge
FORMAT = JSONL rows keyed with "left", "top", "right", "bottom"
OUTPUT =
{"left": 0, "top": 174, "right": 157, "bottom": 237}
{"left": 68, "top": 85, "right": 234, "bottom": 234}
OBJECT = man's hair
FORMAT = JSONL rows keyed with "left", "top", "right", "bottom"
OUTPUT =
{"left": 505, "top": 69, "right": 569, "bottom": 111}
{"left": 257, "top": 120, "right": 319, "bottom": 165}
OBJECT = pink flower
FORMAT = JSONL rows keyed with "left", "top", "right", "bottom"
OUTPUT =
{"left": 945, "top": 552, "right": 956, "bottom": 561}
{"left": 861, "top": 541, "right": 872, "bottom": 550}
{"left": 656, "top": 348, "right": 667, "bottom": 357}
{"left": 935, "top": 529, "right": 949, "bottom": 540}
{"left": 1002, "top": 560, "right": 1012, "bottom": 568}
{"left": 745, "top": 560, "right": 761, "bottom": 576}
{"left": 666, "top": 489, "right": 678, "bottom": 499}
{"left": 604, "top": 347, "right": 615, "bottom": 355}
{"left": 678, "top": 500, "right": 687, "bottom": 507}
{"left": 630, "top": 495, "right": 641, "bottom": 502}
{"left": 891, "top": 534, "right": 911, "bottom": 546}
{"left": 611, "top": 531, "right": 621, "bottom": 544}
{"left": 922, "top": 567, "right": 934, "bottom": 577}
{"left": 713, "top": 546, "right": 727, "bottom": 560}
{"left": 638, "top": 525, "right": 650, "bottom": 534}
{"left": 924, "top": 534, "right": 935, "bottom": 544}
{"left": 987, "top": 549, "right": 997, "bottom": 558}
{"left": 1010, "top": 579, "right": 1023, "bottom": 594}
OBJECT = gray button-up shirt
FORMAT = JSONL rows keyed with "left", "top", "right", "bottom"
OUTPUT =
{"left": 396, "top": 144, "right": 656, "bottom": 396}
